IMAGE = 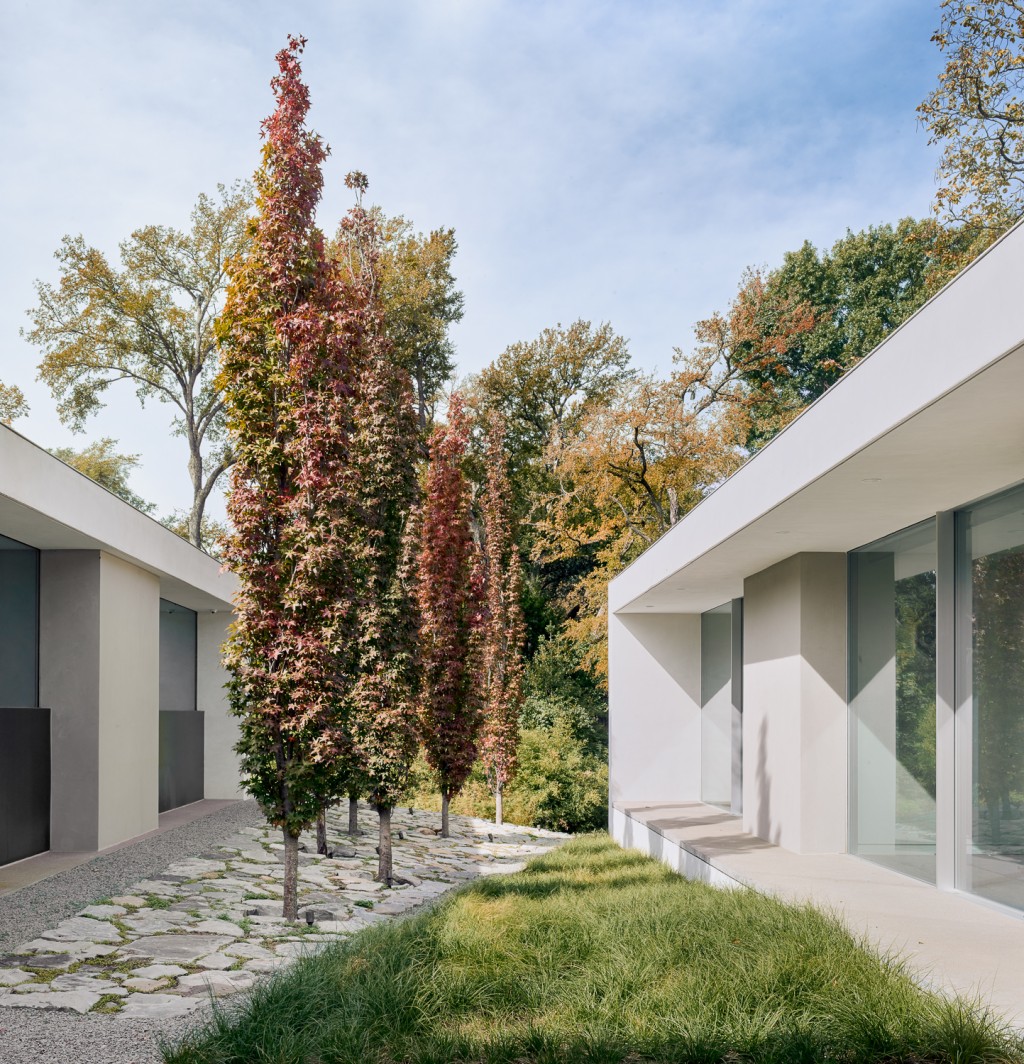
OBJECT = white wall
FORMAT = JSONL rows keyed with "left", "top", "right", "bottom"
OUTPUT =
{"left": 199, "top": 612, "right": 243, "bottom": 800}
{"left": 97, "top": 553, "right": 160, "bottom": 850}
{"left": 742, "top": 553, "right": 847, "bottom": 854}
{"left": 608, "top": 612, "right": 701, "bottom": 806}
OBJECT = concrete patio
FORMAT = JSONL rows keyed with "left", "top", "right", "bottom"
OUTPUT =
{"left": 613, "top": 800, "right": 1024, "bottom": 1028}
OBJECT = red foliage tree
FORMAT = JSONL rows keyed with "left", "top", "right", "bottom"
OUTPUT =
{"left": 478, "top": 415, "right": 526, "bottom": 827}
{"left": 217, "top": 36, "right": 361, "bottom": 920}
{"left": 416, "top": 393, "right": 483, "bottom": 837}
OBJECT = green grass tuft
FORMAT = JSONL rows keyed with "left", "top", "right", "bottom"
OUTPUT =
{"left": 162, "top": 835, "right": 1023, "bottom": 1064}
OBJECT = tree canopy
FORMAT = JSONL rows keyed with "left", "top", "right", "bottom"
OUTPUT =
{"left": 50, "top": 437, "right": 155, "bottom": 513}
{"left": 334, "top": 210, "right": 463, "bottom": 434}
{"left": 26, "top": 183, "right": 252, "bottom": 549}
{"left": 218, "top": 35, "right": 361, "bottom": 920}
{"left": 918, "top": 0, "right": 1024, "bottom": 234}
{"left": 0, "top": 383, "right": 28, "bottom": 425}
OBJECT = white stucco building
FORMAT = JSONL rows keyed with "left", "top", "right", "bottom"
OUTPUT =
{"left": 608, "top": 221, "right": 1024, "bottom": 1017}
{"left": 0, "top": 424, "right": 241, "bottom": 867}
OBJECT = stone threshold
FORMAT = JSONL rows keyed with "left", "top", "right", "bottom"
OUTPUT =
{"left": 612, "top": 800, "right": 1024, "bottom": 1029}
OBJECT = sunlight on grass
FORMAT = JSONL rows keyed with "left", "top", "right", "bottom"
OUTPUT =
{"left": 163, "top": 835, "right": 1023, "bottom": 1064}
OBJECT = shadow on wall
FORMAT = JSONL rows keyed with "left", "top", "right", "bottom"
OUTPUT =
{"left": 753, "top": 714, "right": 781, "bottom": 845}
{"left": 617, "top": 614, "right": 701, "bottom": 706}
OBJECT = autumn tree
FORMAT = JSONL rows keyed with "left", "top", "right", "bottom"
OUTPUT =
{"left": 416, "top": 394, "right": 482, "bottom": 837}
{"left": 918, "top": 0, "right": 1024, "bottom": 237}
{"left": 218, "top": 36, "right": 360, "bottom": 921}
{"left": 479, "top": 416, "right": 526, "bottom": 827}
{"left": 26, "top": 182, "right": 252, "bottom": 549}
{"left": 342, "top": 173, "right": 423, "bottom": 886}
{"left": 51, "top": 438, "right": 155, "bottom": 513}
{"left": 0, "top": 383, "right": 28, "bottom": 425}
{"left": 335, "top": 213, "right": 463, "bottom": 434}
{"left": 532, "top": 329, "right": 760, "bottom": 676}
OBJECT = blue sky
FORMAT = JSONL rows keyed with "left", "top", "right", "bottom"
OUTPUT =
{"left": 1, "top": 0, "right": 944, "bottom": 518}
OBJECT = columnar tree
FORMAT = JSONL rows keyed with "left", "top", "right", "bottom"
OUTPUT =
{"left": 416, "top": 394, "right": 482, "bottom": 837}
{"left": 218, "top": 36, "right": 358, "bottom": 921}
{"left": 343, "top": 173, "right": 422, "bottom": 886}
{"left": 479, "top": 416, "right": 526, "bottom": 827}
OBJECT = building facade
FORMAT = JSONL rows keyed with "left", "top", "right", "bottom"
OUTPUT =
{"left": 0, "top": 424, "right": 241, "bottom": 867}
{"left": 608, "top": 219, "right": 1024, "bottom": 915}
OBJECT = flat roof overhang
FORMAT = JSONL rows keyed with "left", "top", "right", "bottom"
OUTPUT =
{"left": 610, "top": 220, "right": 1024, "bottom": 616}
{"left": 0, "top": 425, "right": 237, "bottom": 613}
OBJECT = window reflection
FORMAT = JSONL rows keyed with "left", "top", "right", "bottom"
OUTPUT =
{"left": 0, "top": 533, "right": 39, "bottom": 708}
{"left": 850, "top": 521, "right": 936, "bottom": 883}
{"left": 960, "top": 488, "right": 1024, "bottom": 909}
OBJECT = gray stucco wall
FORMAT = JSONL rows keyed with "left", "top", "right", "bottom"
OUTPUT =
{"left": 40, "top": 551, "right": 102, "bottom": 852}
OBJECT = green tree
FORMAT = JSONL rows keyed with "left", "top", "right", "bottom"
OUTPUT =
{"left": 334, "top": 211, "right": 463, "bottom": 434}
{"left": 918, "top": 0, "right": 1024, "bottom": 236}
{"left": 25, "top": 182, "right": 252, "bottom": 550}
{"left": 468, "top": 319, "right": 634, "bottom": 509}
{"left": 727, "top": 219, "right": 957, "bottom": 447}
{"left": 50, "top": 437, "right": 154, "bottom": 513}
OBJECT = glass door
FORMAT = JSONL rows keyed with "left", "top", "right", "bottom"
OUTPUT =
{"left": 957, "top": 487, "right": 1024, "bottom": 909}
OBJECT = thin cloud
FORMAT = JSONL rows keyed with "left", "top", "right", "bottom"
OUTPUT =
{"left": 0, "top": 0, "right": 946, "bottom": 516}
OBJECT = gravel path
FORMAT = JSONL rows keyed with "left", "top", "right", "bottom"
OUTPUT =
{"left": 0, "top": 801, "right": 264, "bottom": 955}
{"left": 0, "top": 802, "right": 566, "bottom": 1064}
{"left": 0, "top": 801, "right": 263, "bottom": 1064}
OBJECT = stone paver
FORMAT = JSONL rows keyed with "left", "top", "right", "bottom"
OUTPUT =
{"left": 0, "top": 805, "right": 566, "bottom": 1016}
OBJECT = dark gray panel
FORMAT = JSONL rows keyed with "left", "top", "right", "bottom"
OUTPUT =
{"left": 159, "top": 710, "right": 204, "bottom": 812}
{"left": 0, "top": 707, "right": 50, "bottom": 865}
{"left": 0, "top": 540, "right": 39, "bottom": 708}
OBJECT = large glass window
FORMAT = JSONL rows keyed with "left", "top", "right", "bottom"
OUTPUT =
{"left": 958, "top": 487, "right": 1024, "bottom": 909}
{"left": 850, "top": 521, "right": 936, "bottom": 883}
{"left": 159, "top": 599, "right": 197, "bottom": 712}
{"left": 701, "top": 601, "right": 740, "bottom": 811}
{"left": 0, "top": 533, "right": 39, "bottom": 707}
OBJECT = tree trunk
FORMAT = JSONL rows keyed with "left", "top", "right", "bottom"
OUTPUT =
{"left": 494, "top": 781, "right": 503, "bottom": 827}
{"left": 282, "top": 830, "right": 299, "bottom": 921}
{"left": 441, "top": 791, "right": 450, "bottom": 838}
{"left": 377, "top": 804, "right": 394, "bottom": 886}
{"left": 187, "top": 431, "right": 205, "bottom": 549}
{"left": 348, "top": 796, "right": 360, "bottom": 835}
{"left": 316, "top": 806, "right": 328, "bottom": 855}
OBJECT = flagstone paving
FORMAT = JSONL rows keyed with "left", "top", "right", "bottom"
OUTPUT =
{"left": 0, "top": 805, "right": 566, "bottom": 1018}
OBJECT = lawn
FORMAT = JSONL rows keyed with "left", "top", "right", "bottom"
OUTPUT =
{"left": 164, "top": 835, "right": 1022, "bottom": 1064}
